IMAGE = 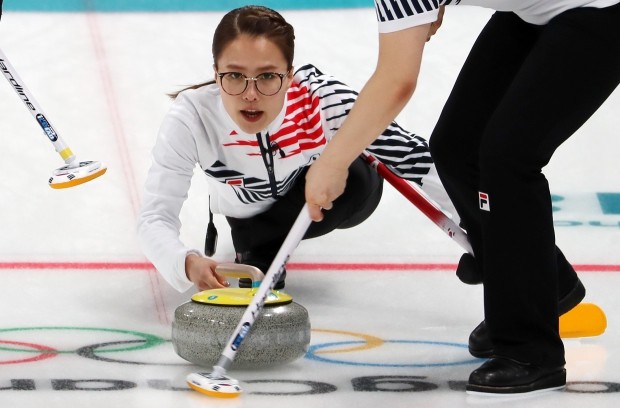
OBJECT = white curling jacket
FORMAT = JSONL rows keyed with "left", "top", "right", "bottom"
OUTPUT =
{"left": 137, "top": 64, "right": 436, "bottom": 292}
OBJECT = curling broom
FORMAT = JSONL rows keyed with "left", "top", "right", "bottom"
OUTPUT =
{"left": 0, "top": 47, "right": 106, "bottom": 188}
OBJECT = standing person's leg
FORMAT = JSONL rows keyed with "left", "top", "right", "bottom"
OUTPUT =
{"left": 468, "top": 245, "right": 586, "bottom": 358}
{"left": 430, "top": 12, "right": 542, "bottom": 277}
{"left": 430, "top": 15, "right": 587, "bottom": 351}
{"left": 470, "top": 4, "right": 620, "bottom": 392}
{"left": 226, "top": 156, "right": 383, "bottom": 287}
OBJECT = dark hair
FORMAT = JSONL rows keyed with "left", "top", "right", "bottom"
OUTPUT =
{"left": 170, "top": 5, "right": 295, "bottom": 99}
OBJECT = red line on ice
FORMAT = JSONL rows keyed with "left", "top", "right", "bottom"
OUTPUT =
{"left": 0, "top": 261, "right": 619, "bottom": 272}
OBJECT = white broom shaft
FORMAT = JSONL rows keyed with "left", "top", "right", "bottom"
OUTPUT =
{"left": 213, "top": 204, "right": 312, "bottom": 374}
{"left": 0, "top": 47, "right": 75, "bottom": 164}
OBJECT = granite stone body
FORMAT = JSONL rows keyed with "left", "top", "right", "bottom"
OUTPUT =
{"left": 172, "top": 300, "right": 311, "bottom": 368}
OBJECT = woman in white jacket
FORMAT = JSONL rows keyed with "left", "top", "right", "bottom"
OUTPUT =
{"left": 137, "top": 5, "right": 454, "bottom": 293}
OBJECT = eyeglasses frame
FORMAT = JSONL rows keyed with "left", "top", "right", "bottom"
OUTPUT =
{"left": 216, "top": 71, "right": 290, "bottom": 96}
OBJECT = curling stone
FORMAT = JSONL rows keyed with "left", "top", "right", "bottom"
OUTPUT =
{"left": 172, "top": 263, "right": 311, "bottom": 369}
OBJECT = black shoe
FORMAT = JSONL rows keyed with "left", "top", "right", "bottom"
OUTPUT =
{"left": 468, "top": 321, "right": 492, "bottom": 358}
{"left": 456, "top": 253, "right": 482, "bottom": 285}
{"left": 469, "top": 279, "right": 586, "bottom": 358}
{"left": 467, "top": 357, "right": 566, "bottom": 395}
{"left": 238, "top": 270, "right": 286, "bottom": 290}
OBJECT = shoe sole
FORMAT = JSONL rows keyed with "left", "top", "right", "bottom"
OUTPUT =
{"left": 466, "top": 369, "right": 566, "bottom": 396}
{"left": 469, "top": 347, "right": 492, "bottom": 359}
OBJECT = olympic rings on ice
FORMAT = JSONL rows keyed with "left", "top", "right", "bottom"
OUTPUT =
{"left": 1, "top": 326, "right": 479, "bottom": 368}
{"left": 306, "top": 330, "right": 479, "bottom": 368}
{"left": 0, "top": 327, "right": 173, "bottom": 366}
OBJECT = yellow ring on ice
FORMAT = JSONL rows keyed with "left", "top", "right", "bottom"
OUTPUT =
{"left": 312, "top": 328, "right": 384, "bottom": 354}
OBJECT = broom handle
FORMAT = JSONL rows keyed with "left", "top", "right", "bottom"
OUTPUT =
{"left": 362, "top": 152, "right": 473, "bottom": 254}
{"left": 212, "top": 204, "right": 312, "bottom": 376}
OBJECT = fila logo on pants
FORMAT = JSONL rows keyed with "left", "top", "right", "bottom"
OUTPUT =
{"left": 479, "top": 192, "right": 490, "bottom": 211}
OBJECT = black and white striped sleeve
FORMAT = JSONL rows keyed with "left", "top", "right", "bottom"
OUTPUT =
{"left": 366, "top": 122, "right": 432, "bottom": 186}
{"left": 296, "top": 64, "right": 432, "bottom": 185}
{"left": 375, "top": 0, "right": 458, "bottom": 33}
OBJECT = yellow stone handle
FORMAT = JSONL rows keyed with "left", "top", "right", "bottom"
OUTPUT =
{"left": 215, "top": 263, "right": 264, "bottom": 282}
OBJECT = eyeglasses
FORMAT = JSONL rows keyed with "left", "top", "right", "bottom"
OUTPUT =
{"left": 217, "top": 71, "right": 289, "bottom": 96}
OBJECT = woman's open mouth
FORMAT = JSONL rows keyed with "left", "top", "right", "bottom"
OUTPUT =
{"left": 241, "top": 109, "right": 264, "bottom": 122}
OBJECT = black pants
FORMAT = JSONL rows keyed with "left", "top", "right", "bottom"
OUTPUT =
{"left": 430, "top": 5, "right": 620, "bottom": 367}
{"left": 226, "top": 156, "right": 383, "bottom": 269}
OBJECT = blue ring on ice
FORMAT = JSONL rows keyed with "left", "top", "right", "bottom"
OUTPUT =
{"left": 305, "top": 340, "right": 480, "bottom": 367}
